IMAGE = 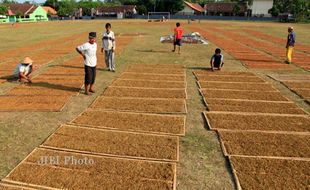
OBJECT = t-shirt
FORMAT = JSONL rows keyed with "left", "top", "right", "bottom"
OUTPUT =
{"left": 287, "top": 32, "right": 296, "bottom": 47}
{"left": 174, "top": 27, "right": 183, "bottom": 39}
{"left": 14, "top": 63, "right": 32, "bottom": 77}
{"left": 211, "top": 54, "right": 224, "bottom": 67}
{"left": 77, "top": 42, "right": 97, "bottom": 67}
{"left": 102, "top": 31, "right": 116, "bottom": 51}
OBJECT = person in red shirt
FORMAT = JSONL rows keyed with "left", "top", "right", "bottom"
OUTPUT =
{"left": 172, "top": 22, "right": 183, "bottom": 54}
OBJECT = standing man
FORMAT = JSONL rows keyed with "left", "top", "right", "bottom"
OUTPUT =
{"left": 172, "top": 22, "right": 183, "bottom": 54}
{"left": 101, "top": 23, "right": 116, "bottom": 72}
{"left": 76, "top": 32, "right": 97, "bottom": 95}
{"left": 286, "top": 26, "right": 296, "bottom": 64}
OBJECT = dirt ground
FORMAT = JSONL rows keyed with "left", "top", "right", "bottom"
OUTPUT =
{"left": 43, "top": 125, "right": 179, "bottom": 162}
{"left": 72, "top": 110, "right": 185, "bottom": 135}
{"left": 205, "top": 112, "right": 310, "bottom": 132}
{"left": 90, "top": 96, "right": 187, "bottom": 114}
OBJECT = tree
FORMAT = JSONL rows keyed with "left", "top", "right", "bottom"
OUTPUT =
{"left": 136, "top": 4, "right": 147, "bottom": 14}
{"left": 233, "top": 4, "right": 241, "bottom": 16}
{"left": 0, "top": 0, "right": 17, "bottom": 4}
{"left": 78, "top": 0, "right": 103, "bottom": 16}
{"left": 269, "top": 0, "right": 310, "bottom": 21}
{"left": 57, "top": 0, "right": 76, "bottom": 16}
{"left": 155, "top": 0, "right": 184, "bottom": 13}
{"left": 0, "top": 5, "right": 7, "bottom": 15}
{"left": 43, "top": 0, "right": 59, "bottom": 10}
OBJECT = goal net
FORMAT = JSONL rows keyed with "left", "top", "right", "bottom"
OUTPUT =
{"left": 147, "top": 12, "right": 170, "bottom": 21}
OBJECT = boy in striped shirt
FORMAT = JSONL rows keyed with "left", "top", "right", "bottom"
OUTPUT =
{"left": 101, "top": 23, "right": 116, "bottom": 72}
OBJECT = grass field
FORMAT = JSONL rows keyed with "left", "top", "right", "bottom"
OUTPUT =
{"left": 0, "top": 20, "right": 309, "bottom": 189}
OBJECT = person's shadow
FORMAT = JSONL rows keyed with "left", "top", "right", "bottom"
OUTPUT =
{"left": 0, "top": 75, "right": 81, "bottom": 93}
{"left": 28, "top": 82, "right": 81, "bottom": 92}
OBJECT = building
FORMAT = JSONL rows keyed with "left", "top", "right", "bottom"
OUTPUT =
{"left": 177, "top": 1, "right": 205, "bottom": 15}
{"left": 96, "top": 5, "right": 137, "bottom": 18}
{"left": 43, "top": 6, "right": 57, "bottom": 16}
{"left": 1, "top": 4, "right": 48, "bottom": 23}
{"left": 43, "top": 6, "right": 58, "bottom": 20}
{"left": 205, "top": 2, "right": 248, "bottom": 16}
{"left": 250, "top": 0, "right": 273, "bottom": 17}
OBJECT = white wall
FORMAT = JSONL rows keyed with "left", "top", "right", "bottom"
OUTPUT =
{"left": 176, "top": 5, "right": 194, "bottom": 15}
{"left": 251, "top": 0, "right": 273, "bottom": 17}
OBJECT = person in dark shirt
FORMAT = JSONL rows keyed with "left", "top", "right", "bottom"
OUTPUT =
{"left": 210, "top": 48, "right": 224, "bottom": 71}
{"left": 286, "top": 26, "right": 296, "bottom": 64}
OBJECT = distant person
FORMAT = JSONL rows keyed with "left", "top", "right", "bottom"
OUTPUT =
{"left": 286, "top": 26, "right": 295, "bottom": 64}
{"left": 101, "top": 23, "right": 116, "bottom": 72}
{"left": 14, "top": 57, "right": 34, "bottom": 83}
{"left": 210, "top": 48, "right": 224, "bottom": 71}
{"left": 172, "top": 22, "right": 183, "bottom": 54}
{"left": 76, "top": 32, "right": 97, "bottom": 95}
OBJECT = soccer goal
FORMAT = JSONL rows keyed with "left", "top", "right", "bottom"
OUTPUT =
{"left": 147, "top": 12, "right": 171, "bottom": 21}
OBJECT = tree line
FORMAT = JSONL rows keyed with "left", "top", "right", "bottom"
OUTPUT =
{"left": 0, "top": 0, "right": 309, "bottom": 21}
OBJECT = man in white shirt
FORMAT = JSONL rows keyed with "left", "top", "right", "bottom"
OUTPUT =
{"left": 101, "top": 23, "right": 116, "bottom": 72}
{"left": 14, "top": 57, "right": 33, "bottom": 83}
{"left": 76, "top": 32, "right": 97, "bottom": 95}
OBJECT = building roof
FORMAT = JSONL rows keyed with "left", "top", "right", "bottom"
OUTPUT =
{"left": 8, "top": 4, "right": 37, "bottom": 15}
{"left": 184, "top": 1, "right": 205, "bottom": 13}
{"left": 43, "top": 6, "right": 57, "bottom": 15}
{"left": 97, "top": 5, "right": 136, "bottom": 13}
{"left": 206, "top": 2, "right": 247, "bottom": 13}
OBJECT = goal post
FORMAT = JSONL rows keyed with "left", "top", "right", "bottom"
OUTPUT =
{"left": 147, "top": 12, "right": 171, "bottom": 20}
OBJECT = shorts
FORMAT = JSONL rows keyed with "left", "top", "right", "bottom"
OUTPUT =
{"left": 213, "top": 61, "right": 224, "bottom": 68}
{"left": 84, "top": 65, "right": 96, "bottom": 85}
{"left": 174, "top": 39, "right": 182, "bottom": 46}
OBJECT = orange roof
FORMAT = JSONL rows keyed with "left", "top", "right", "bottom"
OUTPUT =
{"left": 184, "top": 1, "right": 205, "bottom": 13}
{"left": 43, "top": 6, "right": 57, "bottom": 15}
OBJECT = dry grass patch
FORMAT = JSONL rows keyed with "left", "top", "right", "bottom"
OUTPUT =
{"left": 120, "top": 73, "right": 185, "bottom": 82}
{"left": 3, "top": 148, "right": 176, "bottom": 190}
{"left": 230, "top": 156, "right": 310, "bottom": 190}
{"left": 72, "top": 110, "right": 185, "bottom": 135}
{"left": 0, "top": 95, "right": 71, "bottom": 112}
{"left": 91, "top": 97, "right": 186, "bottom": 114}
{"left": 205, "top": 112, "right": 310, "bottom": 132}
{"left": 219, "top": 131, "right": 310, "bottom": 158}
{"left": 196, "top": 75, "right": 265, "bottom": 83}
{"left": 111, "top": 79, "right": 186, "bottom": 89}
{"left": 42, "top": 125, "right": 179, "bottom": 162}
{"left": 193, "top": 70, "right": 255, "bottom": 77}
{"left": 198, "top": 81, "right": 276, "bottom": 91}
{"left": 204, "top": 99, "right": 307, "bottom": 114}
{"left": 201, "top": 89, "right": 288, "bottom": 101}
{"left": 103, "top": 87, "right": 187, "bottom": 99}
